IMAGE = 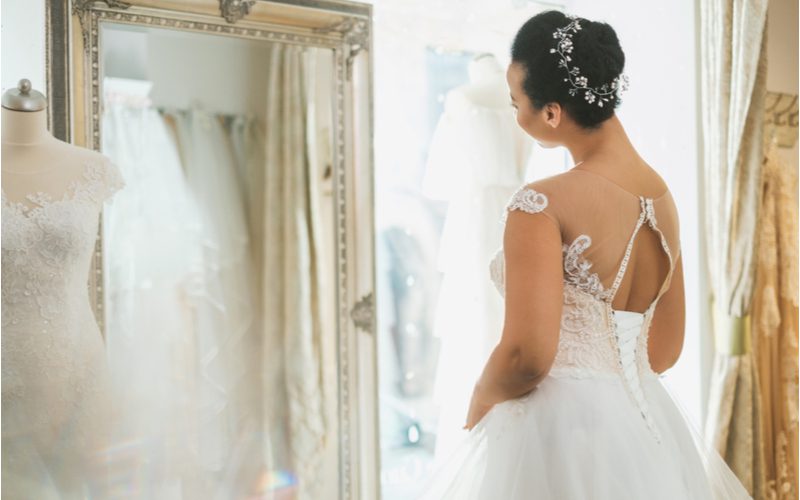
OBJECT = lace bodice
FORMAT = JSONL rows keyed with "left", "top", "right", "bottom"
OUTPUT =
{"left": 2, "top": 161, "right": 124, "bottom": 328}
{"left": 1, "top": 160, "right": 124, "bottom": 474}
{"left": 489, "top": 176, "right": 679, "bottom": 442}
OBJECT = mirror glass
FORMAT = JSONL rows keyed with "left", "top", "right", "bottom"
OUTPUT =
{"left": 98, "top": 22, "right": 340, "bottom": 498}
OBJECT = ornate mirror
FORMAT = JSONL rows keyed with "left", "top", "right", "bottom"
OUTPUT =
{"left": 45, "top": 1, "right": 377, "bottom": 498}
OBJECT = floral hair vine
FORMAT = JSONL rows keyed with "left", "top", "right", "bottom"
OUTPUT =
{"left": 549, "top": 14, "right": 629, "bottom": 107}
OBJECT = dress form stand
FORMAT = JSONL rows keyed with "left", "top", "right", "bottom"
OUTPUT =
{"left": 458, "top": 53, "right": 519, "bottom": 109}
{"left": 2, "top": 79, "right": 110, "bottom": 202}
{"left": 1, "top": 79, "right": 122, "bottom": 498}
{"left": 422, "top": 54, "right": 532, "bottom": 463}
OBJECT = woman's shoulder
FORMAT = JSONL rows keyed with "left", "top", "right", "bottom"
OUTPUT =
{"left": 503, "top": 173, "right": 575, "bottom": 226}
{"left": 518, "top": 170, "right": 579, "bottom": 201}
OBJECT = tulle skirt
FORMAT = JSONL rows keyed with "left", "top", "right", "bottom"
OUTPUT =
{"left": 415, "top": 373, "right": 753, "bottom": 499}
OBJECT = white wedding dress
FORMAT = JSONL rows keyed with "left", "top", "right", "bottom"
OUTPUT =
{"left": 2, "top": 160, "right": 124, "bottom": 499}
{"left": 416, "top": 169, "right": 753, "bottom": 499}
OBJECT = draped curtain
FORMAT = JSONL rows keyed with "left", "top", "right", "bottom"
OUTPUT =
{"left": 261, "top": 43, "right": 328, "bottom": 500}
{"left": 699, "top": 0, "right": 769, "bottom": 495}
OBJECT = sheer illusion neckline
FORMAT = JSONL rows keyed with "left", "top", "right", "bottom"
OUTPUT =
{"left": 569, "top": 167, "right": 670, "bottom": 201}
{"left": 1, "top": 162, "right": 106, "bottom": 218}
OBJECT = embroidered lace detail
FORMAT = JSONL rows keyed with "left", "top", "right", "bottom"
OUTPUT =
{"left": 2, "top": 161, "right": 124, "bottom": 218}
{"left": 549, "top": 283, "right": 618, "bottom": 378}
{"left": 489, "top": 185, "right": 675, "bottom": 443}
{"left": 1, "top": 160, "right": 124, "bottom": 474}
{"left": 500, "top": 185, "right": 548, "bottom": 224}
{"left": 2, "top": 161, "right": 124, "bottom": 325}
{"left": 491, "top": 232, "right": 613, "bottom": 305}
{"left": 562, "top": 235, "right": 614, "bottom": 302}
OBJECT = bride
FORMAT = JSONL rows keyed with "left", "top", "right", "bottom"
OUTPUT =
{"left": 416, "top": 10, "right": 752, "bottom": 500}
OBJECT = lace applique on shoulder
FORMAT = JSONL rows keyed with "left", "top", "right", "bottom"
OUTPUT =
{"left": 1, "top": 160, "right": 125, "bottom": 217}
{"left": 501, "top": 185, "right": 548, "bottom": 224}
{"left": 76, "top": 160, "right": 125, "bottom": 205}
{"left": 99, "top": 161, "right": 126, "bottom": 203}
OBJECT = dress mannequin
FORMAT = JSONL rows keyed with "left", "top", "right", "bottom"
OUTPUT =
{"left": 2, "top": 80, "right": 111, "bottom": 200}
{"left": 458, "top": 53, "right": 516, "bottom": 109}
{"left": 1, "top": 79, "right": 123, "bottom": 498}
{"left": 422, "top": 54, "right": 532, "bottom": 463}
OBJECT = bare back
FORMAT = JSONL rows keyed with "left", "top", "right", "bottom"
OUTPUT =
{"left": 519, "top": 166, "right": 685, "bottom": 373}
{"left": 557, "top": 167, "right": 680, "bottom": 311}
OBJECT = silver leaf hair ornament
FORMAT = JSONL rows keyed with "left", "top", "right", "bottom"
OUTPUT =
{"left": 549, "top": 14, "right": 629, "bottom": 107}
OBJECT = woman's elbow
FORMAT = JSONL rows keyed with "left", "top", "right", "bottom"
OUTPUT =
{"left": 649, "top": 340, "right": 683, "bottom": 374}
{"left": 650, "top": 355, "right": 678, "bottom": 374}
{"left": 508, "top": 339, "right": 558, "bottom": 382}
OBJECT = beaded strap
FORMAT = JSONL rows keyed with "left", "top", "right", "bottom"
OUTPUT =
{"left": 604, "top": 195, "right": 675, "bottom": 444}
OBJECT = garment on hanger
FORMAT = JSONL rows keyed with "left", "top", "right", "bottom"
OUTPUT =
{"left": 102, "top": 82, "right": 218, "bottom": 497}
{"left": 423, "top": 87, "right": 530, "bottom": 462}
{"left": 167, "top": 107, "right": 259, "bottom": 488}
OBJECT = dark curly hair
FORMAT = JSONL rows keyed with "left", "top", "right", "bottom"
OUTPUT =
{"left": 510, "top": 10, "right": 626, "bottom": 130}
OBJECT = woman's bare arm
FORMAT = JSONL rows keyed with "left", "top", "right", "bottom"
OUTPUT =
{"left": 465, "top": 206, "right": 564, "bottom": 428}
{"left": 647, "top": 251, "right": 685, "bottom": 373}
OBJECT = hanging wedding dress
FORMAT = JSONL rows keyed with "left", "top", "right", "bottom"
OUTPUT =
{"left": 168, "top": 108, "right": 259, "bottom": 486}
{"left": 2, "top": 160, "right": 124, "bottom": 499}
{"left": 423, "top": 82, "right": 530, "bottom": 461}
{"left": 101, "top": 80, "right": 215, "bottom": 498}
{"left": 102, "top": 76, "right": 263, "bottom": 495}
{"left": 416, "top": 168, "right": 753, "bottom": 499}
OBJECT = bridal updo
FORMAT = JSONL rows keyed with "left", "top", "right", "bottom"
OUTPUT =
{"left": 510, "top": 10, "right": 626, "bottom": 130}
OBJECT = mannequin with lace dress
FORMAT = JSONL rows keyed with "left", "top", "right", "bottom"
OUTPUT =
{"left": 1, "top": 79, "right": 124, "bottom": 498}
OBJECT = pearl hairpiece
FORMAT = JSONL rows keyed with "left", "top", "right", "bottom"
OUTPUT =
{"left": 549, "top": 14, "right": 629, "bottom": 107}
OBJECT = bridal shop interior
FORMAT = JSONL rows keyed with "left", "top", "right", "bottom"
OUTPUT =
{"left": 1, "top": 0, "right": 797, "bottom": 499}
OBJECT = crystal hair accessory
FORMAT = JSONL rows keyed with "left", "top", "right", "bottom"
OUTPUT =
{"left": 549, "top": 14, "right": 629, "bottom": 107}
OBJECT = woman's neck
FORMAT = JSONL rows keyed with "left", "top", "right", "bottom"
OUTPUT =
{"left": 565, "top": 114, "right": 637, "bottom": 168}
{"left": 1, "top": 107, "right": 52, "bottom": 145}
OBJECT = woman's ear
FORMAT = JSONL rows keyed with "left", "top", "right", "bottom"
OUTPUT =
{"left": 544, "top": 103, "right": 561, "bottom": 128}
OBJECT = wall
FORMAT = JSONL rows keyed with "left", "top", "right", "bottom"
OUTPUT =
{"left": 767, "top": 0, "right": 799, "bottom": 95}
{"left": 102, "top": 24, "right": 270, "bottom": 120}
{"left": 766, "top": 0, "right": 799, "bottom": 190}
{"left": 1, "top": 0, "right": 45, "bottom": 94}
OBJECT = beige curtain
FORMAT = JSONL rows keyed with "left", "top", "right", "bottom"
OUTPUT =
{"left": 699, "top": 0, "right": 769, "bottom": 495}
{"left": 262, "top": 43, "right": 327, "bottom": 500}
{"left": 750, "top": 124, "right": 799, "bottom": 499}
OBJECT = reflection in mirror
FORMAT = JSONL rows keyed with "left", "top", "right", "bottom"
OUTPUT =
{"left": 99, "top": 23, "right": 338, "bottom": 498}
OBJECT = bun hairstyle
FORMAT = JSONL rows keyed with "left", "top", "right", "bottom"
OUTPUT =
{"left": 510, "top": 10, "right": 626, "bottom": 130}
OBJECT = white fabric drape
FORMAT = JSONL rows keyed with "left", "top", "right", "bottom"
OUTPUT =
{"left": 102, "top": 82, "right": 212, "bottom": 498}
{"left": 699, "top": 0, "right": 769, "bottom": 494}
{"left": 422, "top": 91, "right": 528, "bottom": 462}
{"left": 700, "top": 0, "right": 768, "bottom": 320}
{"left": 168, "top": 108, "right": 259, "bottom": 489}
{"left": 103, "top": 79, "right": 263, "bottom": 498}
{"left": 261, "top": 43, "right": 328, "bottom": 500}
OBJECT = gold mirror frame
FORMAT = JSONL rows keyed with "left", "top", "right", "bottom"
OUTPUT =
{"left": 44, "top": 1, "right": 378, "bottom": 498}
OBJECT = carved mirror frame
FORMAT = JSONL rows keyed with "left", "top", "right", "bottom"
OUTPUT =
{"left": 45, "top": 1, "right": 378, "bottom": 498}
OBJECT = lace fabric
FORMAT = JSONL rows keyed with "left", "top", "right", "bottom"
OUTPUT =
{"left": 488, "top": 171, "right": 681, "bottom": 441}
{"left": 1, "top": 160, "right": 125, "bottom": 495}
